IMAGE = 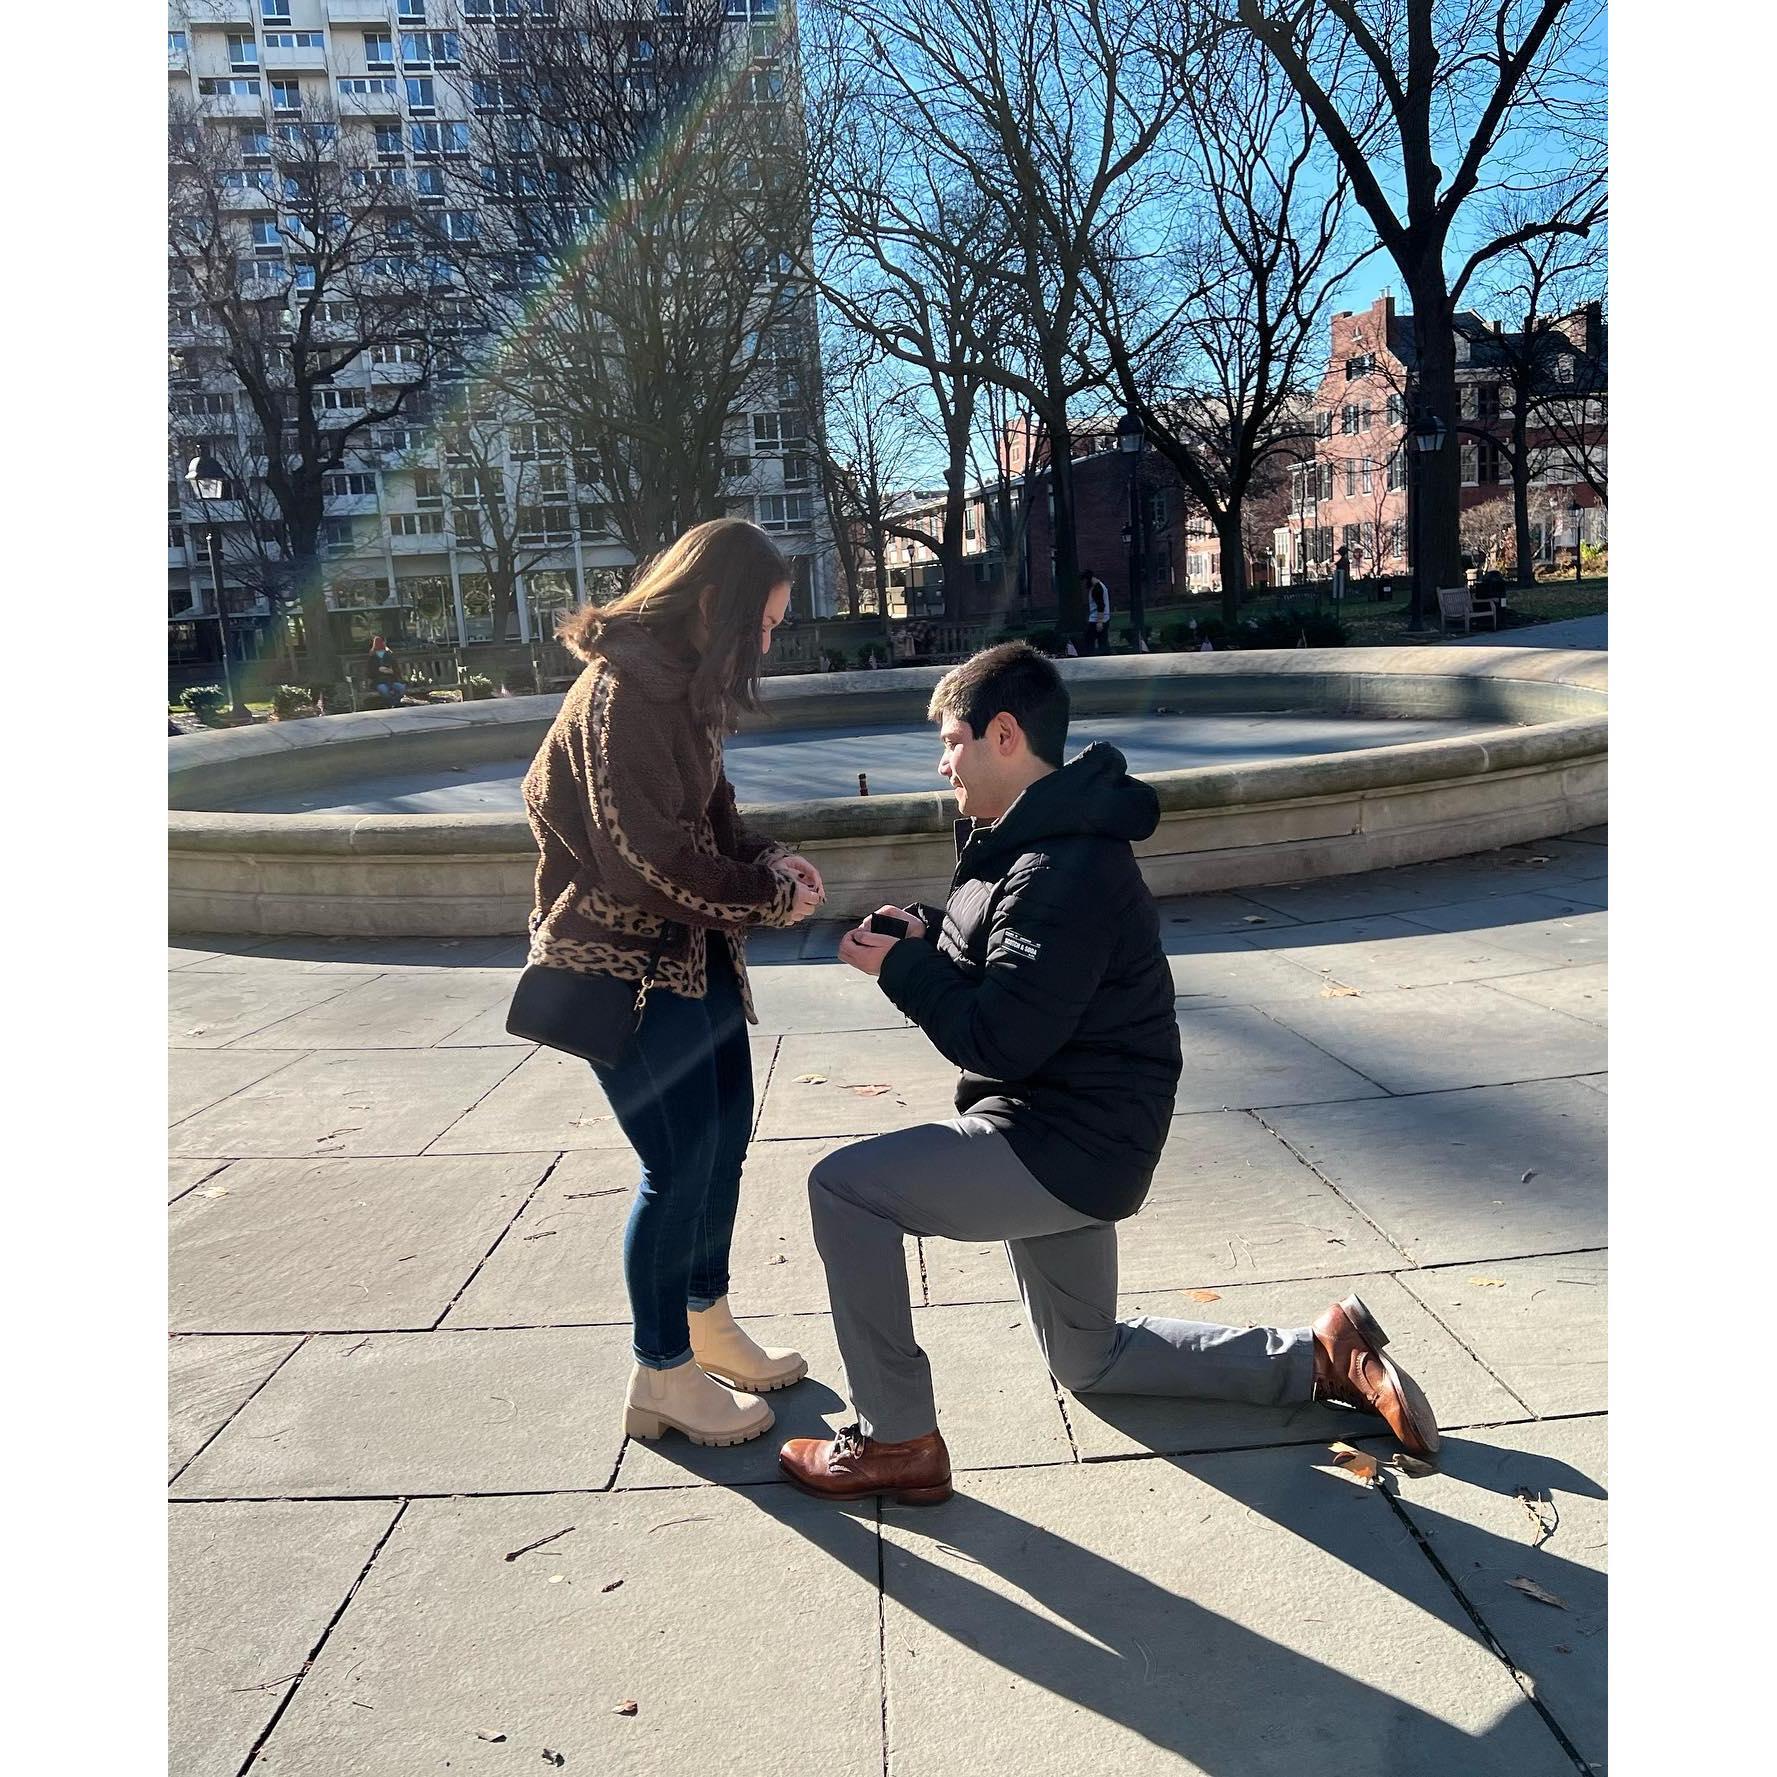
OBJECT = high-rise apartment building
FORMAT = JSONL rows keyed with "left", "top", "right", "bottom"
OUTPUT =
{"left": 168, "top": 0, "right": 832, "bottom": 686}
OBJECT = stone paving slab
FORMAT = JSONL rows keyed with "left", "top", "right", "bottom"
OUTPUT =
{"left": 225, "top": 969, "right": 517, "bottom": 1051}
{"left": 1163, "top": 938, "right": 1334, "bottom": 1006}
{"left": 172, "top": 1325, "right": 635, "bottom": 1499}
{"left": 169, "top": 1047, "right": 526, "bottom": 1159}
{"left": 168, "top": 971, "right": 356, "bottom": 1050}
{"left": 1389, "top": 1415, "right": 1607, "bottom": 1770}
{"left": 1157, "top": 891, "right": 1306, "bottom": 934}
{"left": 1398, "top": 1253, "right": 1607, "bottom": 1417}
{"left": 169, "top": 1154, "right": 548, "bottom": 1333}
{"left": 749, "top": 959, "right": 914, "bottom": 1033}
{"left": 425, "top": 1039, "right": 776, "bottom": 1155}
{"left": 168, "top": 1049, "right": 300, "bottom": 1127}
{"left": 1230, "top": 856, "right": 1569, "bottom": 925}
{"left": 168, "top": 1333, "right": 302, "bottom": 1477}
{"left": 1242, "top": 913, "right": 1561, "bottom": 992}
{"left": 878, "top": 1458, "right": 1581, "bottom": 1776}
{"left": 168, "top": 1157, "right": 228, "bottom": 1204}
{"left": 1063, "top": 1273, "right": 1524, "bottom": 1461}
{"left": 1404, "top": 901, "right": 1607, "bottom": 969}
{"left": 923, "top": 1109, "right": 1403, "bottom": 1306}
{"left": 169, "top": 1498, "right": 399, "bottom": 1777}
{"left": 1172, "top": 1004, "right": 1389, "bottom": 1110}
{"left": 1487, "top": 961, "right": 1607, "bottom": 1025}
{"left": 445, "top": 1139, "right": 846, "bottom": 1328}
{"left": 1258, "top": 981, "right": 1604, "bottom": 1095}
{"left": 247, "top": 1491, "right": 883, "bottom": 1777}
{"left": 1578, "top": 1072, "right": 1606, "bottom": 1092}
{"left": 1262, "top": 1078, "right": 1606, "bottom": 1265}
{"left": 176, "top": 933, "right": 520, "bottom": 974}
{"left": 758, "top": 1030, "right": 965, "bottom": 1137}
{"left": 433, "top": 998, "right": 532, "bottom": 1047}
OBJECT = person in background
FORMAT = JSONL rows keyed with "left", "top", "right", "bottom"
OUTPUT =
{"left": 367, "top": 636, "right": 406, "bottom": 708}
{"left": 522, "top": 518, "right": 828, "bottom": 1448}
{"left": 1082, "top": 571, "right": 1112, "bottom": 654}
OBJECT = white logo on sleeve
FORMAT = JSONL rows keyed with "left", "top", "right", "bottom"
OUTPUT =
{"left": 1002, "top": 930, "right": 1041, "bottom": 962}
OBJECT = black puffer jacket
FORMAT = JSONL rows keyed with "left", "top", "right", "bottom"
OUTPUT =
{"left": 878, "top": 743, "right": 1182, "bottom": 1221}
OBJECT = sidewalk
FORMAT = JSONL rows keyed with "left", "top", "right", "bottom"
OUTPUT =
{"left": 168, "top": 835, "right": 1607, "bottom": 1776}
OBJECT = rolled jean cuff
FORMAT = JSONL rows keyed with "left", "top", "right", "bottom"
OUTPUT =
{"left": 686, "top": 1291, "right": 722, "bottom": 1312}
{"left": 633, "top": 1345, "right": 695, "bottom": 1373}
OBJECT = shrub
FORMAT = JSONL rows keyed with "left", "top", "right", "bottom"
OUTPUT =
{"left": 460, "top": 673, "right": 496, "bottom": 701}
{"left": 855, "top": 642, "right": 889, "bottom": 669}
{"left": 269, "top": 684, "right": 315, "bottom": 720}
{"left": 182, "top": 685, "right": 225, "bottom": 718}
{"left": 500, "top": 665, "right": 536, "bottom": 695}
{"left": 1241, "top": 608, "right": 1348, "bottom": 650}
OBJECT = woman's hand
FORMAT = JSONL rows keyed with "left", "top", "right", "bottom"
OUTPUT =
{"left": 777, "top": 853, "right": 825, "bottom": 896}
{"left": 774, "top": 868, "right": 825, "bottom": 925}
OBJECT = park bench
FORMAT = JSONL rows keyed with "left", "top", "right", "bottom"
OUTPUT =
{"left": 346, "top": 644, "right": 464, "bottom": 710}
{"left": 1437, "top": 583, "right": 1502, "bottom": 636}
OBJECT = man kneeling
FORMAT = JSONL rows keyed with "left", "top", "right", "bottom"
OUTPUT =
{"left": 780, "top": 644, "right": 1438, "bottom": 1505}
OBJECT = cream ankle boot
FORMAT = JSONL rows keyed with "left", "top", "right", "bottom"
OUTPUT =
{"left": 622, "top": 1360, "right": 774, "bottom": 1447}
{"left": 688, "top": 1296, "right": 809, "bottom": 1392}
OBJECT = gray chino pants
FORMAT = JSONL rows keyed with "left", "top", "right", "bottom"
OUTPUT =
{"left": 808, "top": 1117, "right": 1317, "bottom": 1443}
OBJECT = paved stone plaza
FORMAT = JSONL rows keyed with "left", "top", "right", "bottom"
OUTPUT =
{"left": 168, "top": 831, "right": 1606, "bottom": 1776}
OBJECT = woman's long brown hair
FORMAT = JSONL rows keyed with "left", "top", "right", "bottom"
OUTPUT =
{"left": 557, "top": 518, "right": 791, "bottom": 721}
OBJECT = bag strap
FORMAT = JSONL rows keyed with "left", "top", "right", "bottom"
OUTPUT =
{"left": 631, "top": 920, "right": 681, "bottom": 1019}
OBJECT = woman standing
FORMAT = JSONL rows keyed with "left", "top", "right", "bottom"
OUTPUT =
{"left": 522, "top": 519, "right": 825, "bottom": 1448}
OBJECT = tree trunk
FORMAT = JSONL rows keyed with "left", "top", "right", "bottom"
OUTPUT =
{"left": 1510, "top": 397, "right": 1536, "bottom": 587}
{"left": 1408, "top": 282, "right": 1464, "bottom": 620}
{"left": 289, "top": 546, "right": 342, "bottom": 699}
{"left": 1049, "top": 427, "right": 1084, "bottom": 639}
{"left": 1217, "top": 508, "right": 1248, "bottom": 629}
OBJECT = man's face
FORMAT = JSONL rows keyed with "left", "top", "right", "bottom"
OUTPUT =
{"left": 938, "top": 711, "right": 1013, "bottom": 820}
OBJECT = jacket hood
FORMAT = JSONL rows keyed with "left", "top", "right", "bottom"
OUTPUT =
{"left": 586, "top": 619, "right": 700, "bottom": 702}
{"left": 959, "top": 742, "right": 1159, "bottom": 868}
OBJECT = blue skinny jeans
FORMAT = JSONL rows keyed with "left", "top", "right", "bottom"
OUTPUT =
{"left": 590, "top": 943, "right": 753, "bottom": 1370}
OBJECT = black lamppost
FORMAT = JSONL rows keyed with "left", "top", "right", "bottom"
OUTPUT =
{"left": 1570, "top": 499, "right": 1584, "bottom": 584}
{"left": 1116, "top": 410, "right": 1149, "bottom": 652}
{"left": 1405, "top": 410, "right": 1447, "bottom": 631}
{"left": 184, "top": 453, "right": 251, "bottom": 721}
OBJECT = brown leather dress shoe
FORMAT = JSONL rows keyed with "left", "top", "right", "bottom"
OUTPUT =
{"left": 779, "top": 1424, "right": 953, "bottom": 1506}
{"left": 1312, "top": 1293, "right": 1441, "bottom": 1460}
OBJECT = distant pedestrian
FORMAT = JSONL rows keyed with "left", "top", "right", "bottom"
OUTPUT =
{"left": 1331, "top": 547, "right": 1349, "bottom": 605}
{"left": 1082, "top": 571, "right": 1112, "bottom": 654}
{"left": 367, "top": 636, "right": 406, "bottom": 707}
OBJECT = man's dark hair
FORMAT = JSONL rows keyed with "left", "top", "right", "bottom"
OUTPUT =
{"left": 927, "top": 641, "right": 1070, "bottom": 768}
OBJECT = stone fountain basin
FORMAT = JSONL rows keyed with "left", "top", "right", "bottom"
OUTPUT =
{"left": 168, "top": 647, "right": 1606, "bottom": 937}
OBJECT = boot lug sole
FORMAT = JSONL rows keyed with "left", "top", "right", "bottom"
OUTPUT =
{"left": 695, "top": 1358, "right": 809, "bottom": 1394}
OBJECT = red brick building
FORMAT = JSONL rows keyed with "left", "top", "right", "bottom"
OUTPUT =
{"left": 1277, "top": 294, "right": 1606, "bottom": 588}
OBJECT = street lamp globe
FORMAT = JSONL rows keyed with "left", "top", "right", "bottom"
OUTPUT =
{"left": 1116, "top": 410, "right": 1144, "bottom": 454}
{"left": 1410, "top": 413, "right": 1446, "bottom": 454}
{"left": 186, "top": 453, "right": 226, "bottom": 501}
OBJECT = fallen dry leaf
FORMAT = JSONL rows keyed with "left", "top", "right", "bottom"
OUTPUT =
{"left": 542, "top": 1752, "right": 566, "bottom": 1767}
{"left": 475, "top": 1731, "right": 506, "bottom": 1743}
{"left": 601, "top": 1578, "right": 623, "bottom": 1593}
{"left": 1242, "top": 915, "right": 1268, "bottom": 924}
{"left": 849, "top": 1084, "right": 893, "bottom": 1096}
{"left": 794, "top": 1073, "right": 828, "bottom": 1084}
{"left": 1472, "top": 1277, "right": 1508, "bottom": 1288}
{"left": 1320, "top": 982, "right": 1360, "bottom": 998}
{"left": 196, "top": 1185, "right": 231, "bottom": 1199}
{"left": 1185, "top": 1288, "right": 1221, "bottom": 1303}
{"left": 613, "top": 1701, "right": 639, "bottom": 1718}
{"left": 1508, "top": 1576, "right": 1568, "bottom": 1609}
{"left": 1328, "top": 1442, "right": 1381, "bottom": 1483}
{"left": 1521, "top": 1169, "right": 1539, "bottom": 1184}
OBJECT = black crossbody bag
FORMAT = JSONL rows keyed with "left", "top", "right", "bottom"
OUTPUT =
{"left": 505, "top": 923, "right": 679, "bottom": 1068}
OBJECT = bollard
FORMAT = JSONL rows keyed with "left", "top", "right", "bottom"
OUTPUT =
{"left": 858, "top": 772, "right": 869, "bottom": 796}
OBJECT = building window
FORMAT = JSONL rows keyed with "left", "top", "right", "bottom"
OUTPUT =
{"left": 262, "top": 0, "right": 293, "bottom": 20}
{"left": 371, "top": 342, "right": 424, "bottom": 367}
{"left": 1386, "top": 450, "right": 1406, "bottom": 491}
{"left": 1555, "top": 357, "right": 1576, "bottom": 385}
{"left": 1341, "top": 523, "right": 1363, "bottom": 556}
{"left": 390, "top": 511, "right": 445, "bottom": 536}
{"left": 518, "top": 505, "right": 572, "bottom": 541}
{"left": 398, "top": 0, "right": 427, "bottom": 19}
{"left": 265, "top": 31, "right": 325, "bottom": 50}
{"left": 226, "top": 34, "right": 260, "bottom": 70}
{"left": 413, "top": 470, "right": 444, "bottom": 506}
{"left": 781, "top": 452, "right": 814, "bottom": 488}
{"left": 756, "top": 493, "right": 811, "bottom": 532}
{"left": 752, "top": 412, "right": 805, "bottom": 453}
{"left": 1390, "top": 518, "right": 1407, "bottom": 558}
{"left": 406, "top": 77, "right": 438, "bottom": 112}
{"left": 249, "top": 218, "right": 282, "bottom": 251}
{"left": 411, "top": 121, "right": 470, "bottom": 156}
{"left": 1386, "top": 395, "right": 1405, "bottom": 427}
{"left": 314, "top": 388, "right": 369, "bottom": 411}
{"left": 402, "top": 32, "right": 461, "bottom": 69}
{"left": 340, "top": 78, "right": 400, "bottom": 98}
{"left": 1315, "top": 411, "right": 1333, "bottom": 439}
{"left": 1476, "top": 384, "right": 1502, "bottom": 421}
{"left": 200, "top": 78, "right": 262, "bottom": 97}
{"left": 1460, "top": 443, "right": 1478, "bottom": 486}
{"left": 1344, "top": 460, "right": 1358, "bottom": 497}
{"left": 1339, "top": 404, "right": 1359, "bottom": 435}
{"left": 324, "top": 472, "right": 378, "bottom": 499}
{"left": 1476, "top": 441, "right": 1502, "bottom": 484}
{"left": 169, "top": 31, "right": 187, "bottom": 56}
{"left": 1359, "top": 458, "right": 1372, "bottom": 494}
{"left": 1345, "top": 353, "right": 1374, "bottom": 379}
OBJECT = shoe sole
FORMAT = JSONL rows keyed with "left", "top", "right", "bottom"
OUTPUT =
{"left": 778, "top": 1463, "right": 954, "bottom": 1507}
{"left": 623, "top": 1407, "right": 775, "bottom": 1447}
{"left": 694, "top": 1357, "right": 809, "bottom": 1394}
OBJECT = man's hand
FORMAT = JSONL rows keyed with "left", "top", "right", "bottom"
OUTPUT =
{"left": 838, "top": 905, "right": 926, "bottom": 977}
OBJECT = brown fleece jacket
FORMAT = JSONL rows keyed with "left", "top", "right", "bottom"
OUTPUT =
{"left": 521, "top": 620, "right": 798, "bottom": 1022}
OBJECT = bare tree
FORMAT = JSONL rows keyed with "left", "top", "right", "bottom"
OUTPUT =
{"left": 437, "top": 0, "right": 812, "bottom": 563}
{"left": 1234, "top": 0, "right": 1606, "bottom": 621}
{"left": 168, "top": 96, "right": 454, "bottom": 696}
{"left": 1088, "top": 20, "right": 1369, "bottom": 626}
{"left": 807, "top": 0, "right": 1191, "bottom": 641}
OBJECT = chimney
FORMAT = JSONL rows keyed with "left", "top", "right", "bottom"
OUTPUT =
{"left": 1584, "top": 300, "right": 1603, "bottom": 354}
